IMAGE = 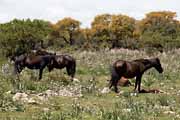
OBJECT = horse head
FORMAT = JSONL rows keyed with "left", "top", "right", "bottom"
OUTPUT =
{"left": 153, "top": 58, "right": 163, "bottom": 73}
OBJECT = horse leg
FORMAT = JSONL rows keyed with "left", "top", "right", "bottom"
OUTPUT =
{"left": 109, "top": 73, "right": 118, "bottom": 89}
{"left": 137, "top": 75, "right": 142, "bottom": 93}
{"left": 66, "top": 66, "right": 75, "bottom": 81}
{"left": 39, "top": 68, "right": 43, "bottom": 80}
{"left": 134, "top": 75, "right": 142, "bottom": 93}
{"left": 110, "top": 75, "right": 121, "bottom": 93}
{"left": 109, "top": 67, "right": 121, "bottom": 93}
{"left": 134, "top": 78, "right": 138, "bottom": 92}
{"left": 109, "top": 79, "right": 113, "bottom": 89}
{"left": 114, "top": 77, "right": 121, "bottom": 93}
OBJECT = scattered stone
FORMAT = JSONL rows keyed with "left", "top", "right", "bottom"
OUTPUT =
{"left": 27, "top": 98, "right": 39, "bottom": 104}
{"left": 130, "top": 93, "right": 137, "bottom": 96}
{"left": 176, "top": 114, "right": 180, "bottom": 118}
{"left": 73, "top": 78, "right": 80, "bottom": 83}
{"left": 101, "top": 87, "right": 110, "bottom": 94}
{"left": 170, "top": 87, "right": 174, "bottom": 90}
{"left": 163, "top": 111, "right": 176, "bottom": 115}
{"left": 6, "top": 91, "right": 12, "bottom": 94}
{"left": 58, "top": 89, "right": 73, "bottom": 97}
{"left": 43, "top": 108, "right": 50, "bottom": 112}
{"left": 13, "top": 93, "right": 28, "bottom": 103}
{"left": 12, "top": 84, "right": 83, "bottom": 104}
{"left": 123, "top": 108, "right": 131, "bottom": 112}
{"left": 45, "top": 90, "right": 58, "bottom": 97}
{"left": 160, "top": 82, "right": 164, "bottom": 86}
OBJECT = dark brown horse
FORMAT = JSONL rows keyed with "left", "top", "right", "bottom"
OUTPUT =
{"left": 14, "top": 54, "right": 55, "bottom": 80}
{"left": 109, "top": 58, "right": 163, "bottom": 93}
{"left": 31, "top": 50, "right": 76, "bottom": 81}
{"left": 47, "top": 55, "right": 76, "bottom": 81}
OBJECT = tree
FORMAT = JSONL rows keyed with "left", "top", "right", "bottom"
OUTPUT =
{"left": 139, "top": 11, "right": 180, "bottom": 50}
{"left": 0, "top": 19, "right": 52, "bottom": 57}
{"left": 109, "top": 15, "right": 136, "bottom": 48}
{"left": 52, "top": 17, "right": 81, "bottom": 45}
{"left": 80, "top": 28, "right": 94, "bottom": 49}
{"left": 91, "top": 14, "right": 112, "bottom": 48}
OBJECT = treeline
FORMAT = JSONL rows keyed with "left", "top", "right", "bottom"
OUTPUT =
{"left": 0, "top": 11, "right": 180, "bottom": 57}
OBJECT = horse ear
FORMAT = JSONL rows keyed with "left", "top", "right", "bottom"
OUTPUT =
{"left": 155, "top": 58, "right": 160, "bottom": 63}
{"left": 121, "top": 62, "right": 127, "bottom": 70}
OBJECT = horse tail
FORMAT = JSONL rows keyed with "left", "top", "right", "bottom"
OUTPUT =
{"left": 109, "top": 65, "right": 120, "bottom": 88}
{"left": 67, "top": 58, "right": 76, "bottom": 79}
{"left": 72, "top": 60, "right": 76, "bottom": 77}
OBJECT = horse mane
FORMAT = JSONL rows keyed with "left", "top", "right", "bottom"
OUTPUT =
{"left": 133, "top": 59, "right": 150, "bottom": 65}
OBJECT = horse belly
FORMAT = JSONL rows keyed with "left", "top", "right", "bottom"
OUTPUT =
{"left": 27, "top": 64, "right": 41, "bottom": 69}
{"left": 123, "top": 74, "right": 135, "bottom": 79}
{"left": 53, "top": 63, "right": 65, "bottom": 69}
{"left": 123, "top": 70, "right": 138, "bottom": 78}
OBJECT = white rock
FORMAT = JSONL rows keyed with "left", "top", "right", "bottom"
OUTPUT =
{"left": 163, "top": 111, "right": 175, "bottom": 115}
{"left": 123, "top": 108, "right": 131, "bottom": 112}
{"left": 119, "top": 91, "right": 124, "bottom": 94}
{"left": 28, "top": 98, "right": 38, "bottom": 104}
{"left": 13, "top": 93, "right": 28, "bottom": 103}
{"left": 43, "top": 108, "right": 50, "bottom": 112}
{"left": 101, "top": 87, "right": 110, "bottom": 94}
{"left": 130, "top": 93, "right": 137, "bottom": 96}
{"left": 37, "top": 95, "right": 47, "bottom": 101}
{"left": 6, "top": 91, "right": 12, "bottom": 94}
{"left": 58, "top": 89, "right": 73, "bottom": 96}
{"left": 45, "top": 90, "right": 57, "bottom": 97}
{"left": 73, "top": 78, "right": 80, "bottom": 82}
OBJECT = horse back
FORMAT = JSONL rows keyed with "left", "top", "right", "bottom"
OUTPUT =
{"left": 114, "top": 60, "right": 143, "bottom": 78}
{"left": 52, "top": 55, "right": 75, "bottom": 68}
{"left": 25, "top": 55, "right": 52, "bottom": 65}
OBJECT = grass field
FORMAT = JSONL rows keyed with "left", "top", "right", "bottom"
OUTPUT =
{"left": 0, "top": 48, "right": 180, "bottom": 120}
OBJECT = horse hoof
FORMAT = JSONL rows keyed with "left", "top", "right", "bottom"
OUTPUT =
{"left": 115, "top": 90, "right": 119, "bottom": 93}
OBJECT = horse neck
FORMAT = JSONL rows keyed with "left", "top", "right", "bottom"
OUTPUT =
{"left": 143, "top": 61, "right": 155, "bottom": 72}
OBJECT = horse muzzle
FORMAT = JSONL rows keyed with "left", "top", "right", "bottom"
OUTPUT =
{"left": 159, "top": 68, "right": 163, "bottom": 73}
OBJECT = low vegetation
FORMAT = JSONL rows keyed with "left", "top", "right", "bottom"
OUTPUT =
{"left": 0, "top": 49, "right": 180, "bottom": 120}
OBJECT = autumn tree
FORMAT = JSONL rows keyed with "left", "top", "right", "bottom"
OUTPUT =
{"left": 139, "top": 11, "right": 180, "bottom": 49}
{"left": 109, "top": 15, "right": 136, "bottom": 48}
{"left": 91, "top": 14, "right": 137, "bottom": 48}
{"left": 51, "top": 17, "right": 81, "bottom": 46}
{"left": 80, "top": 28, "right": 94, "bottom": 49}
{"left": 91, "top": 14, "right": 112, "bottom": 48}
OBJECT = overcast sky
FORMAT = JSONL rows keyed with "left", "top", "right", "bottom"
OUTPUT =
{"left": 0, "top": 0, "right": 179, "bottom": 27}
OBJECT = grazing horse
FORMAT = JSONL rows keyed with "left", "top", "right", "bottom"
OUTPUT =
{"left": 30, "top": 49, "right": 76, "bottom": 81}
{"left": 47, "top": 55, "right": 76, "bottom": 81}
{"left": 109, "top": 58, "right": 163, "bottom": 93}
{"left": 14, "top": 54, "right": 55, "bottom": 80}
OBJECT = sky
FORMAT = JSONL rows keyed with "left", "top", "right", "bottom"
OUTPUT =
{"left": 0, "top": 0, "right": 180, "bottom": 27}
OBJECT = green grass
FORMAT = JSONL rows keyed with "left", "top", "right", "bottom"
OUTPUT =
{"left": 1, "top": 49, "right": 180, "bottom": 120}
